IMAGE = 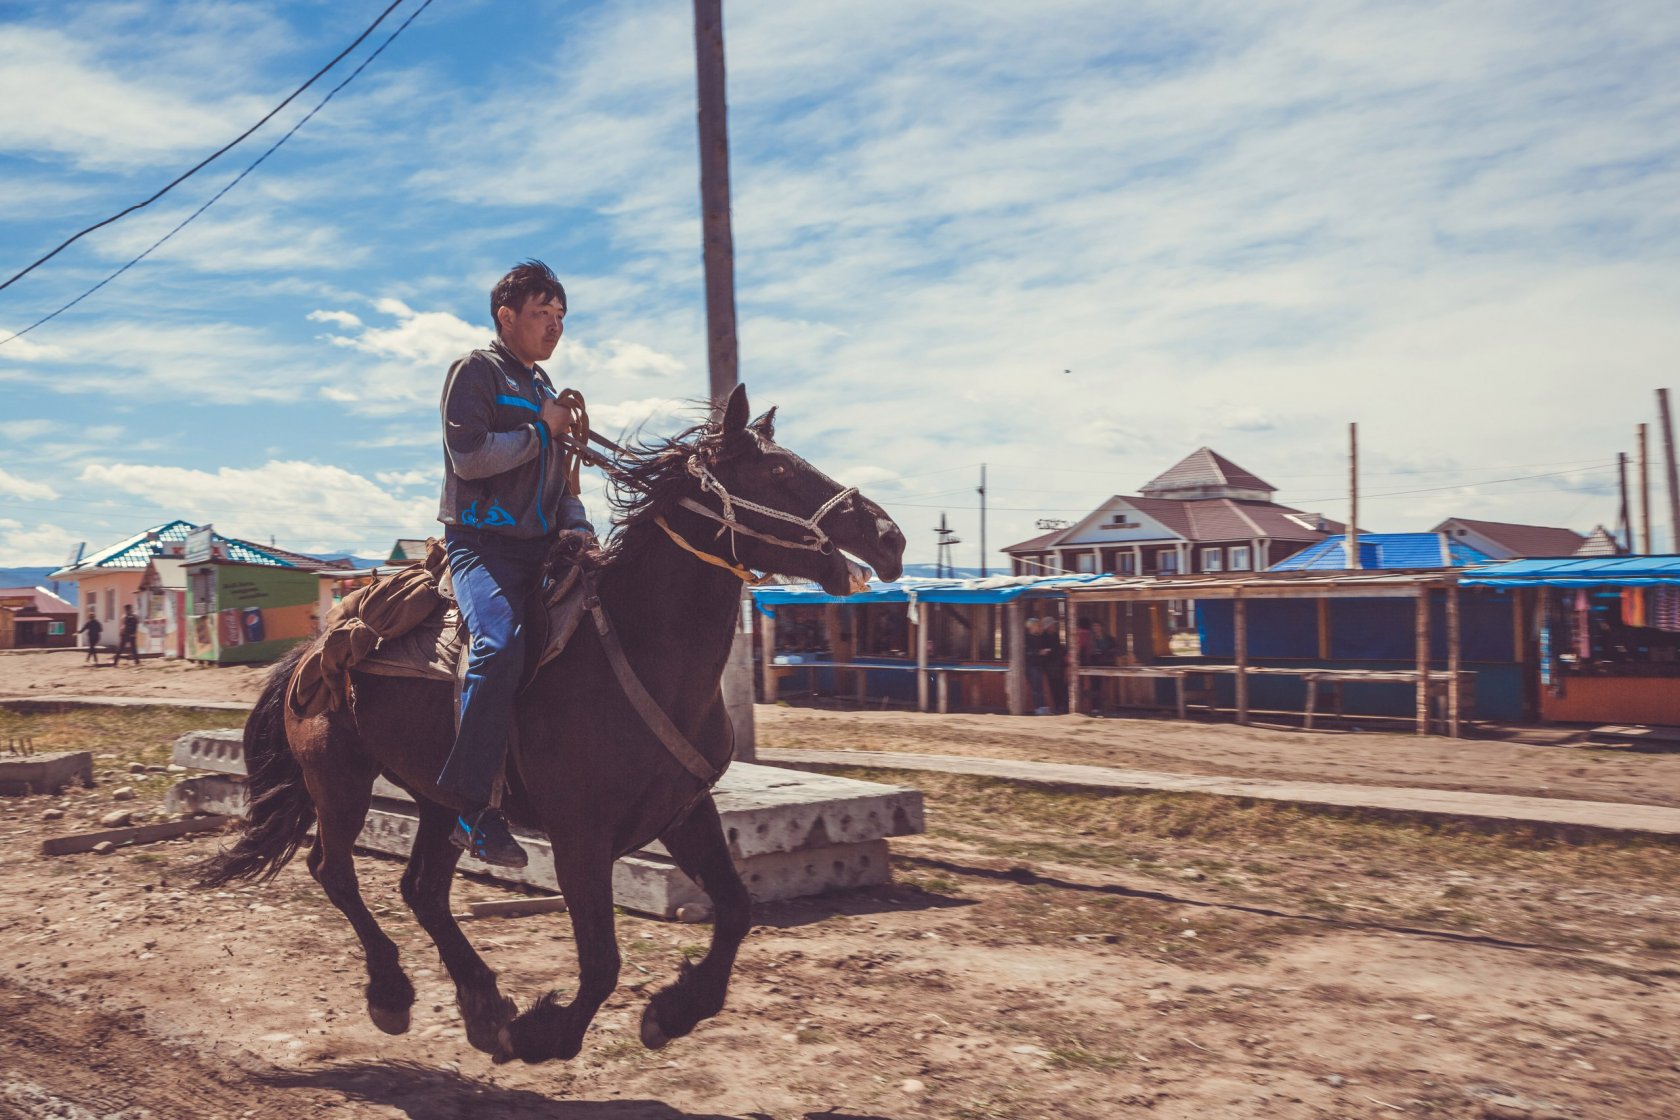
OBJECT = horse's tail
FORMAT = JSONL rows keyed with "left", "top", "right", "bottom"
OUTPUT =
{"left": 195, "top": 643, "right": 317, "bottom": 888}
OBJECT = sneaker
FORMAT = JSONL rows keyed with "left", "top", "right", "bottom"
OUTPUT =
{"left": 450, "top": 807, "right": 529, "bottom": 868}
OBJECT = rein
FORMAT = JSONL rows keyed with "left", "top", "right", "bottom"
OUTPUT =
{"left": 550, "top": 426, "right": 857, "bottom": 576}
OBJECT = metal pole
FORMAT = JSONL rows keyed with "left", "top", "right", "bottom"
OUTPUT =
{"left": 1617, "top": 451, "right": 1631, "bottom": 553}
{"left": 1659, "top": 389, "right": 1680, "bottom": 553}
{"left": 978, "top": 463, "right": 988, "bottom": 577}
{"left": 693, "top": 0, "right": 738, "bottom": 411}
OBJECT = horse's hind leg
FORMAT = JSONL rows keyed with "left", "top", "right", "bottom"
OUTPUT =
{"left": 301, "top": 747, "right": 414, "bottom": 1035}
{"left": 639, "top": 793, "right": 751, "bottom": 1050}
{"left": 400, "top": 797, "right": 516, "bottom": 1053}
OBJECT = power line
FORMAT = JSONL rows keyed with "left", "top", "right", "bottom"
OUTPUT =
{"left": 0, "top": 0, "right": 409, "bottom": 295}
{"left": 0, "top": 0, "right": 436, "bottom": 348}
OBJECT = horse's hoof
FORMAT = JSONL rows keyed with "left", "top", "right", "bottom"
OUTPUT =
{"left": 368, "top": 1003, "right": 411, "bottom": 1035}
{"left": 639, "top": 1003, "right": 670, "bottom": 1050}
{"left": 492, "top": 1025, "right": 516, "bottom": 1065}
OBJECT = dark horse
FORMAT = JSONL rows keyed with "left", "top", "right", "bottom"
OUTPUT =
{"left": 197, "top": 385, "right": 905, "bottom": 1063}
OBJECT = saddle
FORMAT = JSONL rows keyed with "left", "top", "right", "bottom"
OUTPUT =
{"left": 285, "top": 538, "right": 587, "bottom": 718}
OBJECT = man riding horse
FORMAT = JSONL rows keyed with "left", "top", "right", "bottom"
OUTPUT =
{"left": 436, "top": 260, "right": 588, "bottom": 867}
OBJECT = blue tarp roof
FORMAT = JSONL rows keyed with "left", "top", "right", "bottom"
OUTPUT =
{"left": 1269, "top": 533, "right": 1490, "bottom": 571}
{"left": 1458, "top": 555, "right": 1680, "bottom": 587}
{"left": 750, "top": 574, "right": 1110, "bottom": 611}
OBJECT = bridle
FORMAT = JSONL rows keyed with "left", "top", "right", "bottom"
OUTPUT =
{"left": 553, "top": 426, "right": 858, "bottom": 580}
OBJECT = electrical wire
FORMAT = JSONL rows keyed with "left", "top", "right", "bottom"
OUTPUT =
{"left": 0, "top": 0, "right": 436, "bottom": 348}
{"left": 0, "top": 0, "right": 408, "bottom": 295}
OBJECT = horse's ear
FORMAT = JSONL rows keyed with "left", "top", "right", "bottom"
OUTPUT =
{"left": 750, "top": 406, "right": 777, "bottom": 441}
{"left": 721, "top": 383, "right": 750, "bottom": 434}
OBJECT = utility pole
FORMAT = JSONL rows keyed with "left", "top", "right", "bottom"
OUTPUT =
{"left": 694, "top": 0, "right": 738, "bottom": 412}
{"left": 934, "top": 513, "right": 962, "bottom": 578}
{"left": 977, "top": 463, "right": 988, "bottom": 577}
{"left": 691, "top": 0, "right": 753, "bottom": 760}
{"left": 1346, "top": 422, "right": 1361, "bottom": 569}
{"left": 1638, "top": 422, "right": 1652, "bottom": 554}
{"left": 1617, "top": 452, "right": 1632, "bottom": 553}
{"left": 1660, "top": 388, "right": 1680, "bottom": 553}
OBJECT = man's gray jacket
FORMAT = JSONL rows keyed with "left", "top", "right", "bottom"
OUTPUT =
{"left": 436, "top": 339, "right": 590, "bottom": 539}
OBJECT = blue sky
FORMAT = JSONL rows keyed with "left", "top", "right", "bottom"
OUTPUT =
{"left": 2, "top": 0, "right": 1678, "bottom": 569}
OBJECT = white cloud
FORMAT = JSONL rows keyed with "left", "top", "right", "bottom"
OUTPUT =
{"left": 0, "top": 467, "right": 57, "bottom": 500}
{"left": 78, "top": 460, "right": 435, "bottom": 556}
{"left": 0, "top": 518, "right": 84, "bottom": 567}
{"left": 308, "top": 309, "right": 363, "bottom": 330}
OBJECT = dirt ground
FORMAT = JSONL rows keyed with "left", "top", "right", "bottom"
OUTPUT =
{"left": 2, "top": 656, "right": 1679, "bottom": 1118}
{"left": 7, "top": 648, "right": 1676, "bottom": 807}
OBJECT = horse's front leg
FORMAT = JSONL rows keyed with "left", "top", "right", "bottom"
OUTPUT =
{"left": 496, "top": 836, "right": 620, "bottom": 1063}
{"left": 640, "top": 793, "right": 751, "bottom": 1049}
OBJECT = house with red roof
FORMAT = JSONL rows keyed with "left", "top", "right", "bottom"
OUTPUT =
{"left": 1432, "top": 517, "right": 1587, "bottom": 560}
{"left": 1003, "top": 448, "right": 1340, "bottom": 579}
{"left": 0, "top": 586, "right": 78, "bottom": 649}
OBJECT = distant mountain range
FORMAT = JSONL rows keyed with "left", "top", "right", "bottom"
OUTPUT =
{"left": 0, "top": 568, "right": 75, "bottom": 602}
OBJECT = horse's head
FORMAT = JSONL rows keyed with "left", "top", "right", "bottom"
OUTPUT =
{"left": 670, "top": 384, "right": 906, "bottom": 594}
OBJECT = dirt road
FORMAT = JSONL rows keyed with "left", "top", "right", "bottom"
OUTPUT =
{"left": 3, "top": 655, "right": 1679, "bottom": 1117}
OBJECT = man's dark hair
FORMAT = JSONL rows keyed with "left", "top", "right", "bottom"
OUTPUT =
{"left": 491, "top": 259, "right": 566, "bottom": 334}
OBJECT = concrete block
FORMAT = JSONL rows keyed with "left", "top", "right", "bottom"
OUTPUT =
{"left": 171, "top": 773, "right": 899, "bottom": 919}
{"left": 172, "top": 730, "right": 925, "bottom": 858}
{"left": 0, "top": 750, "right": 93, "bottom": 795}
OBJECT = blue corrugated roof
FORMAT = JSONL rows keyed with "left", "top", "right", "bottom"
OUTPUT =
{"left": 751, "top": 573, "right": 1109, "bottom": 610}
{"left": 52, "top": 519, "right": 313, "bottom": 576}
{"left": 1268, "top": 533, "right": 1490, "bottom": 572}
{"left": 1459, "top": 555, "right": 1680, "bottom": 587}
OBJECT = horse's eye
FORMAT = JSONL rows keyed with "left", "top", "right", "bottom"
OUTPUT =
{"left": 770, "top": 464, "right": 786, "bottom": 477}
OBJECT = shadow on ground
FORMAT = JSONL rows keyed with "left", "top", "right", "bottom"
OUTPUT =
{"left": 263, "top": 1061, "right": 747, "bottom": 1120}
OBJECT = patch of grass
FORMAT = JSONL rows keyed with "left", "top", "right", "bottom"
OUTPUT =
{"left": 1441, "top": 883, "right": 1473, "bottom": 900}
{"left": 1641, "top": 936, "right": 1679, "bottom": 951}
{"left": 0, "top": 707, "right": 238, "bottom": 766}
{"left": 1046, "top": 1041, "right": 1128, "bottom": 1071}
{"left": 678, "top": 943, "right": 705, "bottom": 961}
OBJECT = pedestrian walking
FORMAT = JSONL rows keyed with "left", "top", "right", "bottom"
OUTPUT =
{"left": 112, "top": 606, "right": 140, "bottom": 666}
{"left": 76, "top": 612, "right": 102, "bottom": 664}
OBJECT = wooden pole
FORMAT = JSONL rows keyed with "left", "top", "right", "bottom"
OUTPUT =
{"left": 693, "top": 0, "right": 738, "bottom": 409}
{"left": 1414, "top": 591, "right": 1430, "bottom": 736}
{"left": 1659, "top": 388, "right": 1680, "bottom": 552}
{"left": 1347, "top": 422, "right": 1360, "bottom": 569}
{"left": 1638, "top": 422, "right": 1652, "bottom": 554}
{"left": 759, "top": 607, "right": 776, "bottom": 701}
{"left": 1617, "top": 451, "right": 1632, "bottom": 553}
{"left": 1446, "top": 580, "right": 1462, "bottom": 738}
{"left": 915, "top": 604, "right": 928, "bottom": 712}
{"left": 1006, "top": 600, "right": 1026, "bottom": 715}
{"left": 1234, "top": 594, "right": 1249, "bottom": 725}
{"left": 1067, "top": 608, "right": 1081, "bottom": 716}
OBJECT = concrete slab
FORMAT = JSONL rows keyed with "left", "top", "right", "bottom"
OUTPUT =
{"left": 0, "top": 750, "right": 93, "bottom": 795}
{"left": 173, "top": 730, "right": 925, "bottom": 856}
{"left": 170, "top": 772, "right": 894, "bottom": 918}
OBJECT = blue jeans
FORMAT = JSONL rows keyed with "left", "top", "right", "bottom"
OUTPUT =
{"left": 436, "top": 526, "right": 554, "bottom": 806}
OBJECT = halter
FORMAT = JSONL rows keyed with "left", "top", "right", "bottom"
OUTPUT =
{"left": 550, "top": 426, "right": 860, "bottom": 575}
{"left": 680, "top": 455, "right": 857, "bottom": 556}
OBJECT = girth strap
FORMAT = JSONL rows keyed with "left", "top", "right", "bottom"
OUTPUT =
{"left": 581, "top": 574, "right": 723, "bottom": 785}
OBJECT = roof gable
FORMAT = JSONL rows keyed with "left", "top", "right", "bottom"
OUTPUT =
{"left": 1434, "top": 517, "right": 1586, "bottom": 559}
{"left": 1140, "top": 447, "right": 1274, "bottom": 500}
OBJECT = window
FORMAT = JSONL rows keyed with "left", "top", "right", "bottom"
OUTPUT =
{"left": 1118, "top": 553, "right": 1137, "bottom": 576}
{"left": 1109, "top": 514, "right": 1137, "bottom": 528}
{"left": 104, "top": 588, "right": 114, "bottom": 621}
{"left": 1075, "top": 552, "right": 1098, "bottom": 574}
{"left": 1157, "top": 551, "right": 1179, "bottom": 575}
{"left": 1202, "top": 548, "right": 1223, "bottom": 572}
{"left": 49, "top": 622, "right": 66, "bottom": 636}
{"left": 1229, "top": 546, "right": 1253, "bottom": 571}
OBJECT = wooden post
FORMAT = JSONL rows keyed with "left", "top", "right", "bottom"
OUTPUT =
{"left": 937, "top": 672, "right": 950, "bottom": 715}
{"left": 1638, "top": 422, "right": 1652, "bottom": 554}
{"left": 1660, "top": 388, "right": 1680, "bottom": 552}
{"left": 693, "top": 0, "right": 738, "bottom": 409}
{"left": 1316, "top": 598, "right": 1330, "bottom": 659}
{"left": 759, "top": 606, "right": 776, "bottom": 702}
{"left": 1446, "top": 579, "right": 1462, "bottom": 738}
{"left": 1067, "top": 608, "right": 1081, "bottom": 716}
{"left": 916, "top": 603, "right": 929, "bottom": 712}
{"left": 1414, "top": 590, "right": 1431, "bottom": 736}
{"left": 1006, "top": 600, "right": 1026, "bottom": 715}
{"left": 1234, "top": 594, "right": 1249, "bottom": 725}
{"left": 1347, "top": 422, "right": 1361, "bottom": 569}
